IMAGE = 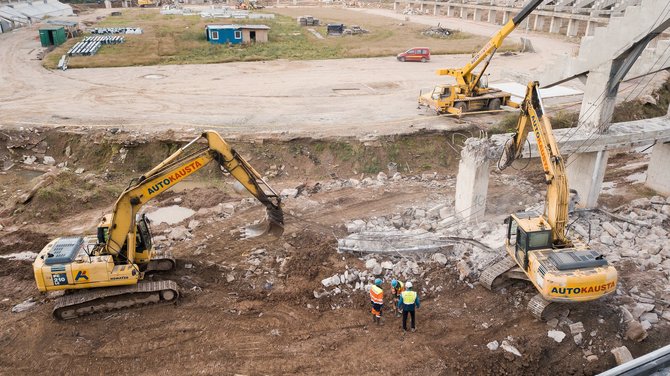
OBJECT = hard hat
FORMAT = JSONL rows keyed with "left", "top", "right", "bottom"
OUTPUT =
{"left": 391, "top": 279, "right": 398, "bottom": 288}
{"left": 405, "top": 281, "right": 413, "bottom": 289}
{"left": 374, "top": 278, "right": 382, "bottom": 286}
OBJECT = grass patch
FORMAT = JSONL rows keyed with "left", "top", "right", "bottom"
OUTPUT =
{"left": 44, "top": 8, "right": 518, "bottom": 69}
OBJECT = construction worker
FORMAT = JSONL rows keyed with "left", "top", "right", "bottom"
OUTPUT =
{"left": 390, "top": 279, "right": 405, "bottom": 317}
{"left": 398, "top": 281, "right": 420, "bottom": 333}
{"left": 369, "top": 278, "right": 384, "bottom": 325}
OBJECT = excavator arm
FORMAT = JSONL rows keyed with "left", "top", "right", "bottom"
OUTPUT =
{"left": 498, "top": 81, "right": 570, "bottom": 246}
{"left": 104, "top": 131, "right": 283, "bottom": 260}
{"left": 436, "top": 0, "right": 545, "bottom": 90}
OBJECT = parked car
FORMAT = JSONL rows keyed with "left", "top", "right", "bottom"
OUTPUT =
{"left": 397, "top": 47, "right": 430, "bottom": 62}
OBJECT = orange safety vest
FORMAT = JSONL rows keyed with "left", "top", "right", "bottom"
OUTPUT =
{"left": 370, "top": 285, "right": 383, "bottom": 304}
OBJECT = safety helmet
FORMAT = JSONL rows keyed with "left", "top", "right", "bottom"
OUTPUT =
{"left": 391, "top": 279, "right": 398, "bottom": 288}
{"left": 374, "top": 278, "right": 383, "bottom": 286}
{"left": 405, "top": 281, "right": 413, "bottom": 289}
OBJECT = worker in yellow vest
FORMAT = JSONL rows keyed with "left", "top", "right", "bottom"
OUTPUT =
{"left": 369, "top": 278, "right": 384, "bottom": 325}
{"left": 397, "top": 281, "right": 420, "bottom": 332}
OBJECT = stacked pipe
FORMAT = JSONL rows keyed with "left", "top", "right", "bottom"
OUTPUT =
{"left": 83, "top": 35, "right": 125, "bottom": 44}
{"left": 90, "top": 27, "right": 142, "bottom": 34}
{"left": 67, "top": 40, "right": 102, "bottom": 56}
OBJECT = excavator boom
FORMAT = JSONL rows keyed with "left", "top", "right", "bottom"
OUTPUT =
{"left": 105, "top": 131, "right": 283, "bottom": 258}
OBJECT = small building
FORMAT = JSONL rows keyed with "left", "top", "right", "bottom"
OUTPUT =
{"left": 205, "top": 24, "right": 269, "bottom": 45}
{"left": 38, "top": 26, "right": 66, "bottom": 47}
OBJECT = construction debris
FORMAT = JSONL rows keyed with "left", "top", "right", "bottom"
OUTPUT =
{"left": 422, "top": 23, "right": 454, "bottom": 38}
{"left": 297, "top": 15, "right": 320, "bottom": 26}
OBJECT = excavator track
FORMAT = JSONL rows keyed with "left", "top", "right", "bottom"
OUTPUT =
{"left": 52, "top": 280, "right": 179, "bottom": 320}
{"left": 145, "top": 249, "right": 176, "bottom": 272}
{"left": 479, "top": 254, "right": 518, "bottom": 291}
{"left": 527, "top": 293, "right": 560, "bottom": 320}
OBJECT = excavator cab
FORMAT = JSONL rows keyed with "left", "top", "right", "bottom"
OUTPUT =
{"left": 506, "top": 213, "right": 552, "bottom": 271}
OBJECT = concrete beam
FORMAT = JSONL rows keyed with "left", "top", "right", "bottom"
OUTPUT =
{"left": 490, "top": 117, "right": 670, "bottom": 157}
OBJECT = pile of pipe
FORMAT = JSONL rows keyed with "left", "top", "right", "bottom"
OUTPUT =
{"left": 90, "top": 27, "right": 142, "bottom": 34}
{"left": 67, "top": 36, "right": 124, "bottom": 56}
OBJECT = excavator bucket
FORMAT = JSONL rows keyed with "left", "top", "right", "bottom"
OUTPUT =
{"left": 242, "top": 206, "right": 284, "bottom": 239}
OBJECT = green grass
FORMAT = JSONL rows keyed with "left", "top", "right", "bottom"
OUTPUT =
{"left": 43, "top": 8, "right": 516, "bottom": 69}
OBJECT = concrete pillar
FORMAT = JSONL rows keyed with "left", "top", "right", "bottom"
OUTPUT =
{"left": 433, "top": 4, "right": 437, "bottom": 16}
{"left": 579, "top": 61, "right": 617, "bottom": 132}
{"left": 122, "top": 0, "right": 128, "bottom": 7}
{"left": 454, "top": 140, "right": 490, "bottom": 222}
{"left": 567, "top": 150, "right": 609, "bottom": 208}
{"left": 566, "top": 18, "right": 579, "bottom": 37}
{"left": 104, "top": 0, "right": 111, "bottom": 8}
{"left": 393, "top": 1, "right": 397, "bottom": 11}
{"left": 487, "top": 9, "right": 495, "bottom": 23}
{"left": 502, "top": 11, "right": 510, "bottom": 24}
{"left": 646, "top": 142, "right": 670, "bottom": 195}
{"left": 533, "top": 15, "right": 545, "bottom": 31}
{"left": 549, "top": 16, "right": 561, "bottom": 33}
{"left": 474, "top": 8, "right": 481, "bottom": 22}
{"left": 447, "top": 5, "right": 453, "bottom": 17}
{"left": 419, "top": 3, "right": 424, "bottom": 12}
{"left": 585, "top": 20, "right": 596, "bottom": 36}
{"left": 460, "top": 6, "right": 465, "bottom": 19}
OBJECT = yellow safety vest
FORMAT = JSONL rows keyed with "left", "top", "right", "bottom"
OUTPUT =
{"left": 401, "top": 290, "right": 417, "bottom": 305}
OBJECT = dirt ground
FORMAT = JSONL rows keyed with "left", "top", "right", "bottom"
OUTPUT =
{"left": 1, "top": 4, "right": 670, "bottom": 376}
{"left": 0, "top": 127, "right": 668, "bottom": 375}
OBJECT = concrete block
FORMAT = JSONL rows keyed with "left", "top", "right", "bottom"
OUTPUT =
{"left": 646, "top": 142, "right": 670, "bottom": 195}
{"left": 454, "top": 139, "right": 490, "bottom": 221}
{"left": 567, "top": 150, "right": 609, "bottom": 208}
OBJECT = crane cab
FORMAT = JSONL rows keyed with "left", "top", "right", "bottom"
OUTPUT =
{"left": 505, "top": 212, "right": 617, "bottom": 303}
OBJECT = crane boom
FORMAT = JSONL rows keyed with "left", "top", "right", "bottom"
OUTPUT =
{"left": 436, "top": 0, "right": 545, "bottom": 90}
{"left": 105, "top": 131, "right": 283, "bottom": 260}
{"left": 498, "top": 81, "right": 570, "bottom": 245}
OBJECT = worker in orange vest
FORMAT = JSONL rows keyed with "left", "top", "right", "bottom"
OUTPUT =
{"left": 369, "top": 278, "right": 384, "bottom": 325}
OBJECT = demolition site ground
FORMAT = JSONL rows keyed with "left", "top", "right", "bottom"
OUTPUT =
{"left": 1, "top": 5, "right": 670, "bottom": 376}
{"left": 0, "top": 127, "right": 669, "bottom": 375}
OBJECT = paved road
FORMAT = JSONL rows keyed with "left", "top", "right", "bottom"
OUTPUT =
{"left": 0, "top": 8, "right": 575, "bottom": 137}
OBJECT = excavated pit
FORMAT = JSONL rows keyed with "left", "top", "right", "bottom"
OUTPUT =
{"left": 0, "top": 127, "right": 669, "bottom": 375}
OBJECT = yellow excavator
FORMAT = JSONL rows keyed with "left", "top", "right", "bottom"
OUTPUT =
{"left": 417, "top": 0, "right": 545, "bottom": 116}
{"left": 479, "top": 82, "right": 617, "bottom": 319}
{"left": 33, "top": 131, "right": 284, "bottom": 320}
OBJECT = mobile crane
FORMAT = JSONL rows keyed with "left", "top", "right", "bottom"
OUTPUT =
{"left": 417, "top": 0, "right": 545, "bottom": 116}
{"left": 479, "top": 82, "right": 617, "bottom": 319}
{"left": 33, "top": 131, "right": 284, "bottom": 320}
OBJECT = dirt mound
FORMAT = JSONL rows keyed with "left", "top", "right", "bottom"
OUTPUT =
{"left": 0, "top": 230, "right": 49, "bottom": 255}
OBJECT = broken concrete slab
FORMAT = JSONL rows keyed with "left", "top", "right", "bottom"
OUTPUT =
{"left": 547, "top": 330, "right": 566, "bottom": 343}
{"left": 611, "top": 346, "right": 634, "bottom": 366}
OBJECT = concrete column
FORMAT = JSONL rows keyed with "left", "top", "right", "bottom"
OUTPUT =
{"left": 487, "top": 9, "right": 495, "bottom": 23}
{"left": 566, "top": 18, "right": 579, "bottom": 37}
{"left": 393, "top": 1, "right": 397, "bottom": 11}
{"left": 473, "top": 8, "right": 481, "bottom": 22}
{"left": 567, "top": 150, "right": 609, "bottom": 208}
{"left": 419, "top": 3, "right": 424, "bottom": 12}
{"left": 104, "top": 0, "right": 111, "bottom": 8}
{"left": 646, "top": 142, "right": 670, "bottom": 195}
{"left": 447, "top": 5, "right": 453, "bottom": 17}
{"left": 454, "top": 140, "right": 490, "bottom": 222}
{"left": 433, "top": 4, "right": 438, "bottom": 16}
{"left": 533, "top": 15, "right": 545, "bottom": 31}
{"left": 549, "top": 16, "right": 561, "bottom": 33}
{"left": 502, "top": 11, "right": 510, "bottom": 24}
{"left": 585, "top": 20, "right": 596, "bottom": 36}
{"left": 122, "top": 0, "right": 128, "bottom": 7}
{"left": 460, "top": 7, "right": 465, "bottom": 19}
{"left": 579, "top": 61, "right": 617, "bottom": 132}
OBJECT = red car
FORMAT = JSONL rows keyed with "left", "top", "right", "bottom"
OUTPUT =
{"left": 397, "top": 47, "right": 430, "bottom": 62}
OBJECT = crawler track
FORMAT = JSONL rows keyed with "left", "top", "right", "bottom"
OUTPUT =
{"left": 53, "top": 280, "right": 179, "bottom": 320}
